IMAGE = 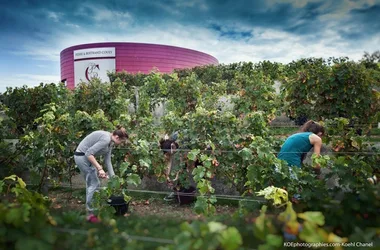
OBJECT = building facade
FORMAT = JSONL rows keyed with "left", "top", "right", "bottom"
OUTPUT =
{"left": 60, "top": 42, "right": 218, "bottom": 89}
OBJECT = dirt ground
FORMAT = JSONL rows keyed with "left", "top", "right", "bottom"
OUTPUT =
{"left": 47, "top": 173, "right": 240, "bottom": 220}
{"left": 48, "top": 188, "right": 238, "bottom": 220}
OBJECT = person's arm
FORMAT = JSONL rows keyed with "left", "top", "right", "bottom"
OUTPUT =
{"left": 165, "top": 154, "right": 173, "bottom": 182}
{"left": 85, "top": 139, "right": 109, "bottom": 178}
{"left": 309, "top": 134, "right": 322, "bottom": 173}
{"left": 311, "top": 135, "right": 322, "bottom": 156}
{"left": 104, "top": 150, "right": 115, "bottom": 177}
{"left": 87, "top": 155, "right": 107, "bottom": 178}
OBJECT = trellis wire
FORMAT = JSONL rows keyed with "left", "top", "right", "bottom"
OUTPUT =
{"left": 24, "top": 181, "right": 351, "bottom": 206}
{"left": 24, "top": 182, "right": 268, "bottom": 203}
{"left": 54, "top": 227, "right": 257, "bottom": 250}
{"left": 55, "top": 227, "right": 174, "bottom": 245}
{"left": 114, "top": 147, "right": 380, "bottom": 155}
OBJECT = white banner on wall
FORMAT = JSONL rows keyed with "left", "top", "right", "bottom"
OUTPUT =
{"left": 74, "top": 59, "right": 116, "bottom": 86}
{"left": 74, "top": 47, "right": 115, "bottom": 60}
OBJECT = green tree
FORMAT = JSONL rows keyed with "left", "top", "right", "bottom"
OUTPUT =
{"left": 2, "top": 83, "right": 70, "bottom": 135}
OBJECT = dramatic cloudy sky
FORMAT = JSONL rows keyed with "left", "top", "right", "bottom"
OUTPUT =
{"left": 0, "top": 0, "right": 379, "bottom": 93}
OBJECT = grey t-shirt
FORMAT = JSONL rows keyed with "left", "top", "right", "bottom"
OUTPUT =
{"left": 76, "top": 130, "right": 115, "bottom": 177}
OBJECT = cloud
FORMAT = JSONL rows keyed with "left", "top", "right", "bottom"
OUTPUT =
{"left": 65, "top": 22, "right": 81, "bottom": 29}
{"left": 174, "top": 0, "right": 208, "bottom": 10}
{"left": 45, "top": 21, "right": 371, "bottom": 65}
{"left": 9, "top": 10, "right": 379, "bottom": 65}
{"left": 0, "top": 74, "right": 60, "bottom": 93}
{"left": 0, "top": 0, "right": 379, "bottom": 92}
{"left": 13, "top": 43, "right": 61, "bottom": 62}
{"left": 79, "top": 2, "right": 133, "bottom": 23}
{"left": 47, "top": 11, "right": 62, "bottom": 22}
{"left": 266, "top": 0, "right": 300, "bottom": 8}
{"left": 152, "top": 1, "right": 183, "bottom": 16}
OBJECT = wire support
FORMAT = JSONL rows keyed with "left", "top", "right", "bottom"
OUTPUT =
{"left": 113, "top": 147, "right": 380, "bottom": 155}
{"left": 54, "top": 227, "right": 175, "bottom": 244}
{"left": 24, "top": 182, "right": 268, "bottom": 203}
{"left": 54, "top": 227, "right": 257, "bottom": 250}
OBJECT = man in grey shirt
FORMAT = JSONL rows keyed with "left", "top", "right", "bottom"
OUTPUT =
{"left": 74, "top": 126, "right": 128, "bottom": 221}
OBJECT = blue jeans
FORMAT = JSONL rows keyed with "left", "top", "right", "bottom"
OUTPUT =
{"left": 74, "top": 155, "right": 100, "bottom": 213}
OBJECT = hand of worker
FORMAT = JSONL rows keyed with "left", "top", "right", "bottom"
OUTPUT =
{"left": 98, "top": 169, "right": 107, "bottom": 179}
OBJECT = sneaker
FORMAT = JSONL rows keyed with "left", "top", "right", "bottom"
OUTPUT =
{"left": 87, "top": 214, "right": 100, "bottom": 223}
{"left": 163, "top": 192, "right": 176, "bottom": 202}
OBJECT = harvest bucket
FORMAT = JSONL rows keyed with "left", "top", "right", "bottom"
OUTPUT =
{"left": 107, "top": 195, "right": 129, "bottom": 216}
{"left": 176, "top": 186, "right": 196, "bottom": 205}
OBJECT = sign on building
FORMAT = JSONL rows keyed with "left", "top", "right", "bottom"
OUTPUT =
{"left": 73, "top": 47, "right": 116, "bottom": 86}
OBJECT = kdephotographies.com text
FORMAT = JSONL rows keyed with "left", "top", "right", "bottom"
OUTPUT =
{"left": 283, "top": 242, "right": 374, "bottom": 248}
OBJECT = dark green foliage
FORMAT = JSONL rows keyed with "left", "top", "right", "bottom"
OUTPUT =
{"left": 1, "top": 55, "right": 379, "bottom": 249}
{"left": 281, "top": 57, "right": 380, "bottom": 127}
{"left": 2, "top": 83, "right": 71, "bottom": 136}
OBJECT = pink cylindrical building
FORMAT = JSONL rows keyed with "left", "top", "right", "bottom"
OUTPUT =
{"left": 60, "top": 42, "right": 219, "bottom": 89}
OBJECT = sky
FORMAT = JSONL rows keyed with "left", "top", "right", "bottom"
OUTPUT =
{"left": 0, "top": 0, "right": 379, "bottom": 93}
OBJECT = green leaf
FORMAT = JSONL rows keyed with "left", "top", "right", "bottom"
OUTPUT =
{"left": 205, "top": 171, "right": 212, "bottom": 178}
{"left": 119, "top": 162, "right": 129, "bottom": 176}
{"left": 219, "top": 227, "right": 243, "bottom": 250}
{"left": 123, "top": 193, "right": 132, "bottom": 203}
{"left": 256, "top": 186, "right": 288, "bottom": 206}
{"left": 131, "top": 165, "right": 138, "bottom": 171}
{"left": 39, "top": 227, "right": 57, "bottom": 244}
{"left": 4, "top": 175, "right": 17, "bottom": 181}
{"left": 298, "top": 212, "right": 325, "bottom": 226}
{"left": 278, "top": 202, "right": 297, "bottom": 223}
{"left": 258, "top": 245, "right": 276, "bottom": 250}
{"left": 239, "top": 148, "right": 253, "bottom": 161}
{"left": 15, "top": 237, "right": 53, "bottom": 250}
{"left": 5, "top": 203, "right": 31, "bottom": 227}
{"left": 139, "top": 159, "right": 151, "bottom": 168}
{"left": 187, "top": 149, "right": 200, "bottom": 161}
{"left": 203, "top": 160, "right": 212, "bottom": 168}
{"left": 194, "top": 197, "right": 208, "bottom": 214}
{"left": 17, "top": 177, "right": 26, "bottom": 189}
{"left": 179, "top": 221, "right": 192, "bottom": 232}
{"left": 299, "top": 221, "right": 327, "bottom": 243}
{"left": 254, "top": 205, "right": 275, "bottom": 241}
{"left": 11, "top": 187, "right": 24, "bottom": 197}
{"left": 192, "top": 167, "right": 205, "bottom": 182}
{"left": 266, "top": 234, "right": 283, "bottom": 247}
{"left": 208, "top": 221, "right": 226, "bottom": 233}
{"left": 208, "top": 204, "right": 216, "bottom": 215}
{"left": 193, "top": 238, "right": 204, "bottom": 249}
{"left": 126, "top": 174, "right": 141, "bottom": 187}
{"left": 198, "top": 183, "right": 209, "bottom": 194}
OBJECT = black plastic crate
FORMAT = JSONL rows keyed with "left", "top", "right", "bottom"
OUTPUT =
{"left": 176, "top": 186, "right": 196, "bottom": 205}
{"left": 107, "top": 195, "right": 129, "bottom": 216}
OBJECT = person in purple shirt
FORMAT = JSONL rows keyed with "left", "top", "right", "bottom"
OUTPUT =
{"left": 74, "top": 126, "right": 128, "bottom": 222}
